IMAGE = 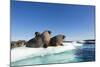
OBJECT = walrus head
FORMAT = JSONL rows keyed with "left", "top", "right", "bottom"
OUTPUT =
{"left": 35, "top": 32, "right": 41, "bottom": 37}
{"left": 48, "top": 30, "right": 52, "bottom": 34}
{"left": 63, "top": 35, "right": 66, "bottom": 39}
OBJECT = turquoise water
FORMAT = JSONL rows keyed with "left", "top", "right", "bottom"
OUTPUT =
{"left": 11, "top": 44, "right": 95, "bottom": 66}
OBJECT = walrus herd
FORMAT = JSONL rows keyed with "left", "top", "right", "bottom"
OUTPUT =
{"left": 11, "top": 30, "right": 66, "bottom": 49}
{"left": 26, "top": 30, "right": 66, "bottom": 48}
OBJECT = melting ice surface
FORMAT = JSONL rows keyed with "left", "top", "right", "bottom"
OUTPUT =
{"left": 11, "top": 42, "right": 95, "bottom": 66}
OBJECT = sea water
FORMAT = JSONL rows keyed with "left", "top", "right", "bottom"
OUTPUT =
{"left": 11, "top": 43, "right": 95, "bottom": 66}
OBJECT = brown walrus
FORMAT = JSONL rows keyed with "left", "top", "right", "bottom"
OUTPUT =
{"left": 41, "top": 30, "right": 52, "bottom": 48}
{"left": 26, "top": 32, "right": 43, "bottom": 48}
{"left": 49, "top": 34, "right": 65, "bottom": 47}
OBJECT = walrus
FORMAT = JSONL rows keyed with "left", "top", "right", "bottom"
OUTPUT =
{"left": 11, "top": 40, "right": 26, "bottom": 49}
{"left": 41, "top": 30, "right": 52, "bottom": 48}
{"left": 49, "top": 34, "right": 65, "bottom": 46}
{"left": 26, "top": 32, "right": 43, "bottom": 48}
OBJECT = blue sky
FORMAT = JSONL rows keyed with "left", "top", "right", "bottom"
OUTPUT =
{"left": 11, "top": 1, "right": 95, "bottom": 41}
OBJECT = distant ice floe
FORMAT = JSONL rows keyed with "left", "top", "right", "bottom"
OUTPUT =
{"left": 72, "top": 41, "right": 83, "bottom": 46}
{"left": 63, "top": 41, "right": 83, "bottom": 47}
{"left": 11, "top": 42, "right": 83, "bottom": 62}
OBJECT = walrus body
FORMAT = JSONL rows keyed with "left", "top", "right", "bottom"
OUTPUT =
{"left": 41, "top": 30, "right": 51, "bottom": 48}
{"left": 49, "top": 34, "right": 65, "bottom": 46}
{"left": 26, "top": 32, "right": 43, "bottom": 48}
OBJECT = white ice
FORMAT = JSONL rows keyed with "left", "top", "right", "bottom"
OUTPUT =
{"left": 11, "top": 42, "right": 83, "bottom": 62}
